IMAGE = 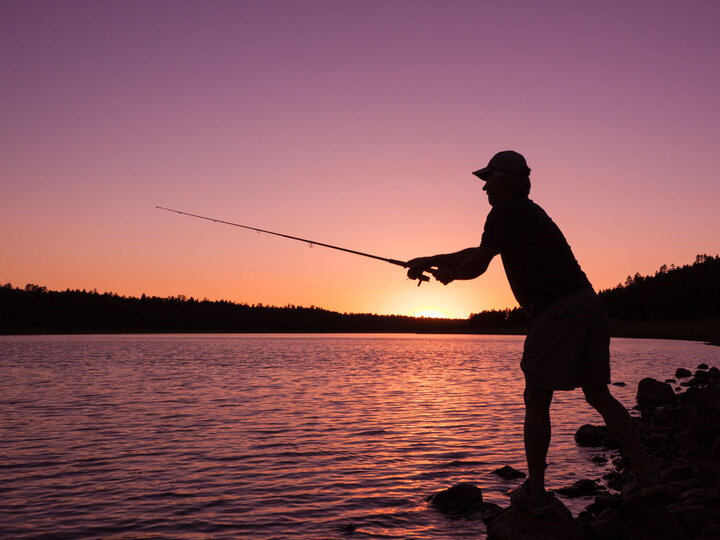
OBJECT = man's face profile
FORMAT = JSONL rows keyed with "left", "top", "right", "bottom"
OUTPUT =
{"left": 482, "top": 170, "right": 512, "bottom": 206}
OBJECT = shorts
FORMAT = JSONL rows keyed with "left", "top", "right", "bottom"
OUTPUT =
{"left": 521, "top": 287, "right": 611, "bottom": 391}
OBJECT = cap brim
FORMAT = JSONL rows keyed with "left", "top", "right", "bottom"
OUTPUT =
{"left": 472, "top": 166, "right": 492, "bottom": 180}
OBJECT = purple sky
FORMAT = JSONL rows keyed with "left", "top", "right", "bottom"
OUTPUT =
{"left": 2, "top": 0, "right": 719, "bottom": 317}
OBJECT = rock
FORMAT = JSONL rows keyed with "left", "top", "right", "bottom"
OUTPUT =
{"left": 486, "top": 497, "right": 582, "bottom": 540}
{"left": 576, "top": 510, "right": 595, "bottom": 526}
{"left": 708, "top": 366, "right": 720, "bottom": 380}
{"left": 603, "top": 470, "right": 631, "bottom": 491}
{"left": 697, "top": 363, "right": 709, "bottom": 370}
{"left": 649, "top": 405, "right": 683, "bottom": 430}
{"left": 667, "top": 502, "right": 705, "bottom": 537}
{"left": 492, "top": 465, "right": 526, "bottom": 479}
{"left": 612, "top": 456, "right": 629, "bottom": 471}
{"left": 669, "top": 478, "right": 704, "bottom": 491}
{"left": 626, "top": 482, "right": 681, "bottom": 503}
{"left": 429, "top": 482, "right": 502, "bottom": 520}
{"left": 556, "top": 479, "right": 602, "bottom": 497}
{"left": 562, "top": 479, "right": 603, "bottom": 497}
{"left": 687, "top": 387, "right": 720, "bottom": 414}
{"left": 701, "top": 524, "right": 720, "bottom": 538}
{"left": 675, "top": 367, "right": 693, "bottom": 378}
{"left": 694, "top": 457, "right": 720, "bottom": 481}
{"left": 597, "top": 507, "right": 619, "bottom": 520}
{"left": 682, "top": 372, "right": 720, "bottom": 388}
{"left": 693, "top": 425, "right": 720, "bottom": 449}
{"left": 610, "top": 497, "right": 685, "bottom": 539}
{"left": 611, "top": 381, "right": 626, "bottom": 386}
{"left": 581, "top": 516, "right": 621, "bottom": 539}
{"left": 429, "top": 483, "right": 483, "bottom": 514}
{"left": 664, "top": 378, "right": 676, "bottom": 383}
{"left": 587, "top": 493, "right": 622, "bottom": 516}
{"left": 575, "top": 424, "right": 617, "bottom": 448}
{"left": 645, "top": 432, "right": 672, "bottom": 453}
{"left": 682, "top": 403, "right": 720, "bottom": 448}
{"left": 636, "top": 377, "right": 676, "bottom": 405}
{"left": 591, "top": 454, "right": 608, "bottom": 464}
{"left": 661, "top": 464, "right": 694, "bottom": 482}
{"left": 678, "top": 486, "right": 720, "bottom": 504}
{"left": 478, "top": 502, "right": 505, "bottom": 523}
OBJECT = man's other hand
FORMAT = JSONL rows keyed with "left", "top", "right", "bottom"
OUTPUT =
{"left": 433, "top": 266, "right": 455, "bottom": 285}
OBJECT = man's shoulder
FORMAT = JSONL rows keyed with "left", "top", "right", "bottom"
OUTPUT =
{"left": 491, "top": 197, "right": 545, "bottom": 217}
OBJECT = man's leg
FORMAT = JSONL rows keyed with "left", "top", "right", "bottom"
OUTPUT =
{"left": 582, "top": 385, "right": 653, "bottom": 482}
{"left": 523, "top": 387, "right": 554, "bottom": 498}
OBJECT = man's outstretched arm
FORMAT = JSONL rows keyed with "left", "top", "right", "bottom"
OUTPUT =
{"left": 407, "top": 247, "right": 478, "bottom": 270}
{"left": 434, "top": 245, "right": 495, "bottom": 284}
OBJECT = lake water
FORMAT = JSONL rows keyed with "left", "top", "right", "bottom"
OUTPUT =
{"left": 1, "top": 334, "right": 718, "bottom": 539}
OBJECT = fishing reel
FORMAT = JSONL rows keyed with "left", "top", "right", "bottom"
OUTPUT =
{"left": 406, "top": 266, "right": 433, "bottom": 286}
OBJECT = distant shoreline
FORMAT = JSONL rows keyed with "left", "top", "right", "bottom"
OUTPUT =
{"left": 609, "top": 318, "right": 720, "bottom": 347}
{"left": 2, "top": 324, "right": 717, "bottom": 347}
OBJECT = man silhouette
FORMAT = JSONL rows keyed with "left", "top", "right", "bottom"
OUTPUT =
{"left": 408, "top": 150, "right": 655, "bottom": 513}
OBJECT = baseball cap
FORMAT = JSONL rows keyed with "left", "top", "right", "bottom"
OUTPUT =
{"left": 472, "top": 150, "right": 531, "bottom": 180}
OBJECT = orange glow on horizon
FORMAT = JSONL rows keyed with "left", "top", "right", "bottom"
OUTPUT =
{"left": 411, "top": 309, "right": 453, "bottom": 319}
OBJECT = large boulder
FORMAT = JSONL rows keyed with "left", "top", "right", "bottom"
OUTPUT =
{"left": 486, "top": 497, "right": 581, "bottom": 540}
{"left": 675, "top": 367, "right": 692, "bottom": 378}
{"left": 429, "top": 482, "right": 482, "bottom": 514}
{"left": 607, "top": 496, "right": 684, "bottom": 539}
{"left": 709, "top": 366, "right": 720, "bottom": 381}
{"left": 636, "top": 377, "right": 676, "bottom": 405}
{"left": 685, "top": 387, "right": 720, "bottom": 414}
{"left": 429, "top": 483, "right": 505, "bottom": 521}
{"left": 660, "top": 464, "right": 694, "bottom": 482}
{"left": 667, "top": 502, "right": 706, "bottom": 538}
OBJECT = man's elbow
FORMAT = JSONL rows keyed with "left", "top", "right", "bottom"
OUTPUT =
{"left": 459, "top": 248, "right": 492, "bottom": 279}
{"left": 463, "top": 264, "right": 488, "bottom": 280}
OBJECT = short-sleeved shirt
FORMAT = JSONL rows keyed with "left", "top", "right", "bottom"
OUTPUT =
{"left": 480, "top": 196, "right": 592, "bottom": 315}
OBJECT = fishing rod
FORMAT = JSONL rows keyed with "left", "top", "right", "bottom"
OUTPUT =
{"left": 156, "top": 206, "right": 433, "bottom": 285}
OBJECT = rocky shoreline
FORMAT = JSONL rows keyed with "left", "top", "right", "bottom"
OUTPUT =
{"left": 427, "top": 362, "right": 720, "bottom": 539}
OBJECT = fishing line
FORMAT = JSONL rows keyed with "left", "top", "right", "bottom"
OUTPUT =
{"left": 156, "top": 206, "right": 433, "bottom": 285}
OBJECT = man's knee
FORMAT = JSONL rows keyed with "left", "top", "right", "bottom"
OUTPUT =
{"left": 524, "top": 387, "right": 553, "bottom": 412}
{"left": 582, "top": 384, "right": 611, "bottom": 409}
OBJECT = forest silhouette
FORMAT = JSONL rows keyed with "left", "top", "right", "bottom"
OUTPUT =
{"left": 2, "top": 254, "right": 718, "bottom": 342}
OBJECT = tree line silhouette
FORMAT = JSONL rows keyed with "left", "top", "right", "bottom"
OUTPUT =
{"left": 0, "top": 286, "right": 471, "bottom": 334}
{"left": 599, "top": 253, "right": 720, "bottom": 322}
{"left": 1, "top": 254, "right": 717, "bottom": 335}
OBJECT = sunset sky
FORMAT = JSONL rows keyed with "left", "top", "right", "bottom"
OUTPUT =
{"left": 2, "top": 0, "right": 719, "bottom": 319}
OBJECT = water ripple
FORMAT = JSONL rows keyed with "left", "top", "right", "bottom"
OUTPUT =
{"left": 1, "top": 334, "right": 717, "bottom": 539}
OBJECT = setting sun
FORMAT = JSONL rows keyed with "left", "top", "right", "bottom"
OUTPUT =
{"left": 411, "top": 309, "right": 452, "bottom": 319}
